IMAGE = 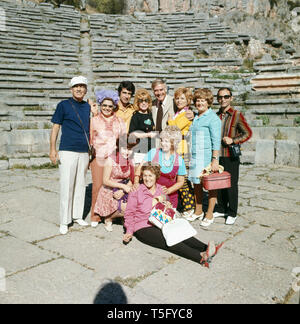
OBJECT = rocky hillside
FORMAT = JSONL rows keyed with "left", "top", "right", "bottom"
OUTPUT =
{"left": 124, "top": 0, "right": 300, "bottom": 56}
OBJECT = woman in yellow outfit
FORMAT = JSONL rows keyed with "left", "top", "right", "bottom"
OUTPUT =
{"left": 168, "top": 87, "right": 195, "bottom": 220}
{"left": 168, "top": 87, "right": 193, "bottom": 156}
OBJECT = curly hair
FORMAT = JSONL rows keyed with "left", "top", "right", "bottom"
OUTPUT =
{"left": 133, "top": 88, "right": 152, "bottom": 113}
{"left": 193, "top": 88, "right": 214, "bottom": 107}
{"left": 159, "top": 125, "right": 182, "bottom": 153}
{"left": 141, "top": 162, "right": 161, "bottom": 180}
{"left": 174, "top": 87, "right": 193, "bottom": 107}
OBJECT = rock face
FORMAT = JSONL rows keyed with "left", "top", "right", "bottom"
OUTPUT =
{"left": 123, "top": 0, "right": 300, "bottom": 54}
{"left": 124, "top": 0, "right": 273, "bottom": 15}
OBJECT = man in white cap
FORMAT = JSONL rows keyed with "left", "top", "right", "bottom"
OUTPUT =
{"left": 50, "top": 76, "right": 98, "bottom": 234}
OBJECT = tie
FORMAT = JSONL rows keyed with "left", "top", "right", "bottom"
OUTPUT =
{"left": 156, "top": 101, "right": 163, "bottom": 133}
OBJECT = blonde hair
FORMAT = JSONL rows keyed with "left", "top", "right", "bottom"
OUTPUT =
{"left": 160, "top": 125, "right": 182, "bottom": 153}
{"left": 174, "top": 87, "right": 193, "bottom": 107}
{"left": 133, "top": 88, "right": 152, "bottom": 113}
{"left": 193, "top": 88, "right": 214, "bottom": 107}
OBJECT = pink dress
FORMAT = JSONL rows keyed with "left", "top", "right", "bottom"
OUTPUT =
{"left": 94, "top": 158, "right": 131, "bottom": 217}
{"left": 91, "top": 113, "right": 126, "bottom": 160}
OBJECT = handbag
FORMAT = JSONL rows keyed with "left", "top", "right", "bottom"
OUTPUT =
{"left": 200, "top": 163, "right": 231, "bottom": 191}
{"left": 229, "top": 143, "right": 241, "bottom": 158}
{"left": 112, "top": 179, "right": 130, "bottom": 212}
{"left": 69, "top": 99, "right": 95, "bottom": 163}
{"left": 149, "top": 202, "right": 176, "bottom": 229}
{"left": 88, "top": 145, "right": 96, "bottom": 163}
{"left": 162, "top": 218, "right": 197, "bottom": 247}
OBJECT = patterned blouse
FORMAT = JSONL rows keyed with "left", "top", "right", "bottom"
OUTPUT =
{"left": 91, "top": 113, "right": 126, "bottom": 159}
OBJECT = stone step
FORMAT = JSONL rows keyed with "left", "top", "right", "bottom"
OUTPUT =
{"left": 251, "top": 74, "right": 300, "bottom": 91}
{"left": 247, "top": 89, "right": 300, "bottom": 99}
{"left": 0, "top": 120, "right": 52, "bottom": 131}
{"left": 245, "top": 98, "right": 300, "bottom": 106}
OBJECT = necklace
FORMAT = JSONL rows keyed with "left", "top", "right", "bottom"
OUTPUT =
{"left": 162, "top": 152, "right": 174, "bottom": 168}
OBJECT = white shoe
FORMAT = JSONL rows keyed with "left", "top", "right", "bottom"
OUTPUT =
{"left": 104, "top": 221, "right": 113, "bottom": 232}
{"left": 91, "top": 221, "right": 99, "bottom": 228}
{"left": 201, "top": 217, "right": 214, "bottom": 227}
{"left": 74, "top": 219, "right": 89, "bottom": 226}
{"left": 59, "top": 225, "right": 68, "bottom": 235}
{"left": 226, "top": 216, "right": 237, "bottom": 225}
{"left": 213, "top": 212, "right": 227, "bottom": 218}
{"left": 182, "top": 209, "right": 194, "bottom": 219}
{"left": 185, "top": 212, "right": 204, "bottom": 222}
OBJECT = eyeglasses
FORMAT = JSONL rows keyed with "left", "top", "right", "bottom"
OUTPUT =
{"left": 101, "top": 104, "right": 114, "bottom": 109}
{"left": 138, "top": 99, "right": 149, "bottom": 103}
{"left": 217, "top": 95, "right": 231, "bottom": 100}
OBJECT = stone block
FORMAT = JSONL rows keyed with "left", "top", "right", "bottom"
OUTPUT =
{"left": 30, "top": 157, "right": 51, "bottom": 167}
{"left": 9, "top": 158, "right": 32, "bottom": 168}
{"left": 275, "top": 140, "right": 299, "bottom": 167}
{"left": 255, "top": 139, "right": 275, "bottom": 165}
{"left": 0, "top": 160, "right": 9, "bottom": 170}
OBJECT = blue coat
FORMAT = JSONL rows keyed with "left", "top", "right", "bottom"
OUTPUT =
{"left": 188, "top": 108, "right": 221, "bottom": 184}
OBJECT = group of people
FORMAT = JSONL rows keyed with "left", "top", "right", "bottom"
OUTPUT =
{"left": 49, "top": 75, "right": 252, "bottom": 266}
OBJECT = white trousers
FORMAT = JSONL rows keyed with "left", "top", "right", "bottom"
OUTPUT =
{"left": 58, "top": 151, "right": 89, "bottom": 225}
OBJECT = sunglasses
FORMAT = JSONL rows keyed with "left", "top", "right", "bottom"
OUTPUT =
{"left": 138, "top": 99, "right": 149, "bottom": 103}
{"left": 217, "top": 95, "right": 231, "bottom": 100}
{"left": 101, "top": 104, "right": 114, "bottom": 109}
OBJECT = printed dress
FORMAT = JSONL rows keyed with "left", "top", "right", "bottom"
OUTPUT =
{"left": 94, "top": 158, "right": 131, "bottom": 217}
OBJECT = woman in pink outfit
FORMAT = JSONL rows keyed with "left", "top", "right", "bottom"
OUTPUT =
{"left": 94, "top": 138, "right": 135, "bottom": 232}
{"left": 90, "top": 90, "right": 127, "bottom": 227}
{"left": 123, "top": 162, "right": 223, "bottom": 267}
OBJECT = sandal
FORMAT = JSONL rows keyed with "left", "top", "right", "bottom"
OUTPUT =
{"left": 200, "top": 241, "right": 224, "bottom": 268}
{"left": 104, "top": 221, "right": 113, "bottom": 232}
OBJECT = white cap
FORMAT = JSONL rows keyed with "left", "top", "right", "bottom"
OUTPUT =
{"left": 69, "top": 76, "right": 88, "bottom": 87}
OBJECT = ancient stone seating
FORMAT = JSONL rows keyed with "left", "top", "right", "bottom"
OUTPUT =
{"left": 0, "top": 0, "right": 80, "bottom": 164}
{"left": 0, "top": 0, "right": 299, "bottom": 168}
{"left": 90, "top": 12, "right": 245, "bottom": 94}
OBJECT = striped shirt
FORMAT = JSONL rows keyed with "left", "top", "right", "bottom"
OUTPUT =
{"left": 217, "top": 107, "right": 252, "bottom": 157}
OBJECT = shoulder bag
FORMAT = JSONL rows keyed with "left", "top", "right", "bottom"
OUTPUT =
{"left": 69, "top": 99, "right": 96, "bottom": 164}
{"left": 229, "top": 110, "right": 242, "bottom": 158}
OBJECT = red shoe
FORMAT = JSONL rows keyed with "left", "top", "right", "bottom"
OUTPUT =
{"left": 200, "top": 241, "right": 224, "bottom": 268}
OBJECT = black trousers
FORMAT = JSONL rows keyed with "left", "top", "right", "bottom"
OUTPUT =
{"left": 217, "top": 157, "right": 240, "bottom": 218}
{"left": 134, "top": 226, "right": 207, "bottom": 264}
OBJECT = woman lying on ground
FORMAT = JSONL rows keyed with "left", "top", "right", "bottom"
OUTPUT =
{"left": 123, "top": 162, "right": 223, "bottom": 267}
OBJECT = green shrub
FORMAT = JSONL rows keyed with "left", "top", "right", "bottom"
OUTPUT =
{"left": 294, "top": 116, "right": 300, "bottom": 126}
{"left": 287, "top": 0, "right": 300, "bottom": 10}
{"left": 87, "top": 0, "right": 125, "bottom": 14}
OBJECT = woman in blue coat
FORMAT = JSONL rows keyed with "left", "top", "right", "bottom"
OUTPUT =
{"left": 188, "top": 89, "right": 221, "bottom": 228}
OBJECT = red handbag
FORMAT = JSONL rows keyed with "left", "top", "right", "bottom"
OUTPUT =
{"left": 202, "top": 171, "right": 231, "bottom": 190}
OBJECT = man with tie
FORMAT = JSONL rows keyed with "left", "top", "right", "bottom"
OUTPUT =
{"left": 151, "top": 79, "right": 175, "bottom": 132}
{"left": 151, "top": 79, "right": 193, "bottom": 133}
